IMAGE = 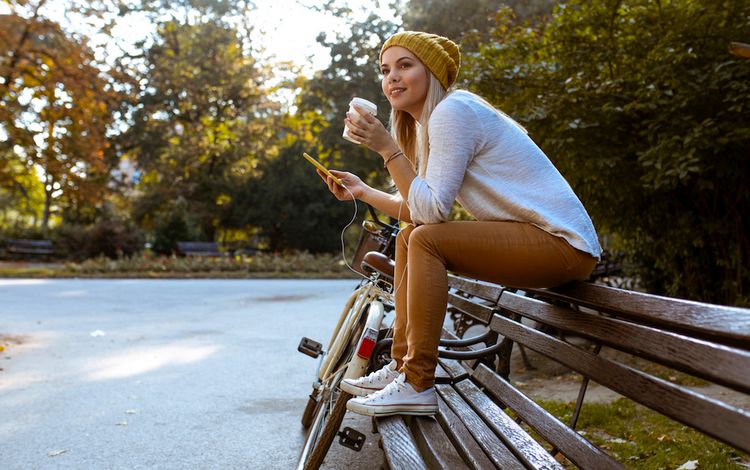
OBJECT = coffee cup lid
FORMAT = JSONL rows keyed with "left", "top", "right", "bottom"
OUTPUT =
{"left": 350, "top": 97, "right": 377, "bottom": 114}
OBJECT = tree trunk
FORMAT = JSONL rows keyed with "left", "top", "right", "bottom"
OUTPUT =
{"left": 41, "top": 187, "right": 52, "bottom": 232}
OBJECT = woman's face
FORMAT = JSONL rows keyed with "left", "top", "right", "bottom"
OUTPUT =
{"left": 380, "top": 46, "right": 430, "bottom": 119}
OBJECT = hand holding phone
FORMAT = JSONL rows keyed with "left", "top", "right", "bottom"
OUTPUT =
{"left": 303, "top": 153, "right": 343, "bottom": 186}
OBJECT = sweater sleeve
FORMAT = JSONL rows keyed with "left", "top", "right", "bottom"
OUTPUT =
{"left": 408, "top": 97, "right": 482, "bottom": 224}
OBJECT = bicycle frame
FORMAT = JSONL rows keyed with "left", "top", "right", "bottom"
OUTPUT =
{"left": 297, "top": 209, "right": 399, "bottom": 470}
{"left": 316, "top": 281, "right": 391, "bottom": 386}
{"left": 297, "top": 280, "right": 392, "bottom": 470}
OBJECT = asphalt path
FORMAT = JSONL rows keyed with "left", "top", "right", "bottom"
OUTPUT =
{"left": 0, "top": 279, "right": 384, "bottom": 469}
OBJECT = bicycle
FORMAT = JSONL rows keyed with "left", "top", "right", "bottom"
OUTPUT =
{"left": 296, "top": 207, "right": 399, "bottom": 470}
{"left": 295, "top": 207, "right": 507, "bottom": 470}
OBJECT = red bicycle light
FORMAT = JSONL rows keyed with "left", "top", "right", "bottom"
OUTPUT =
{"left": 356, "top": 327, "right": 378, "bottom": 359}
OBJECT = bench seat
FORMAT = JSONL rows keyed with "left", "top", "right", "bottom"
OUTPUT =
{"left": 372, "top": 274, "right": 750, "bottom": 469}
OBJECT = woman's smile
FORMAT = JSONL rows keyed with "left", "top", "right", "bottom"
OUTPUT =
{"left": 381, "top": 46, "right": 429, "bottom": 119}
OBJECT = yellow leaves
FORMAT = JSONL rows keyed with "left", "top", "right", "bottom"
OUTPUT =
{"left": 216, "top": 194, "right": 231, "bottom": 206}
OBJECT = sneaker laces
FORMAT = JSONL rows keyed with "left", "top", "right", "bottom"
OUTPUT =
{"left": 362, "top": 361, "right": 395, "bottom": 384}
{"left": 369, "top": 373, "right": 407, "bottom": 401}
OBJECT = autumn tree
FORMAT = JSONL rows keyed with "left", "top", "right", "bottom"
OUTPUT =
{"left": 0, "top": 0, "right": 127, "bottom": 231}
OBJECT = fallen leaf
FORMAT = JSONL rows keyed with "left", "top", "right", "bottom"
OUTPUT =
{"left": 0, "top": 345, "right": 4, "bottom": 352}
{"left": 48, "top": 449, "right": 69, "bottom": 457}
{"left": 115, "top": 421, "right": 128, "bottom": 426}
{"left": 657, "top": 434, "right": 671, "bottom": 442}
{"left": 668, "top": 375, "right": 677, "bottom": 381}
{"left": 677, "top": 460, "right": 699, "bottom": 470}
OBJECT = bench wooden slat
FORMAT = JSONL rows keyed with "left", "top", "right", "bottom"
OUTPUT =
{"left": 437, "top": 357, "right": 470, "bottom": 382}
{"left": 437, "top": 383, "right": 527, "bottom": 468}
{"left": 524, "top": 283, "right": 750, "bottom": 348}
{"left": 448, "top": 274, "right": 504, "bottom": 303}
{"left": 411, "top": 416, "right": 470, "bottom": 469}
{"left": 433, "top": 394, "right": 497, "bottom": 470}
{"left": 490, "top": 313, "right": 750, "bottom": 453}
{"left": 448, "top": 293, "right": 494, "bottom": 324}
{"left": 377, "top": 416, "right": 429, "bottom": 470}
{"left": 455, "top": 380, "right": 565, "bottom": 469}
{"left": 472, "top": 364, "right": 625, "bottom": 470}
{"left": 499, "top": 291, "right": 750, "bottom": 394}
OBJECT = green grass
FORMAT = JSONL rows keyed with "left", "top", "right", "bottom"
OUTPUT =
{"left": 536, "top": 399, "right": 748, "bottom": 469}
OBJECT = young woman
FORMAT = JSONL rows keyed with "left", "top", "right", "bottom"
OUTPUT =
{"left": 316, "top": 31, "right": 601, "bottom": 417}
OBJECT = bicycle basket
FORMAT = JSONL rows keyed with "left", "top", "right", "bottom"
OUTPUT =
{"left": 351, "top": 222, "right": 389, "bottom": 275}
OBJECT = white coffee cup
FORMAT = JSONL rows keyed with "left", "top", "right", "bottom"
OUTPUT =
{"left": 343, "top": 97, "right": 377, "bottom": 144}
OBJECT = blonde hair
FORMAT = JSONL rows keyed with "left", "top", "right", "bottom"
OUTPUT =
{"left": 389, "top": 73, "right": 446, "bottom": 178}
{"left": 389, "top": 72, "right": 527, "bottom": 179}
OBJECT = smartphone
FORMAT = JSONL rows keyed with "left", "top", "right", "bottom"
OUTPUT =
{"left": 302, "top": 153, "right": 343, "bottom": 186}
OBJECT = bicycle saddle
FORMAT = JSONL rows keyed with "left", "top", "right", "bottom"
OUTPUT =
{"left": 361, "top": 251, "right": 395, "bottom": 284}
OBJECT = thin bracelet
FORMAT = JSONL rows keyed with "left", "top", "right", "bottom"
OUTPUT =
{"left": 384, "top": 149, "right": 404, "bottom": 168}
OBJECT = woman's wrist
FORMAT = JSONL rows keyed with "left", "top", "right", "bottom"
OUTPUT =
{"left": 383, "top": 149, "right": 405, "bottom": 168}
{"left": 379, "top": 144, "right": 401, "bottom": 161}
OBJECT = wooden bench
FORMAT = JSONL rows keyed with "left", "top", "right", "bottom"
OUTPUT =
{"left": 2, "top": 238, "right": 55, "bottom": 259}
{"left": 373, "top": 274, "right": 750, "bottom": 469}
{"left": 175, "top": 241, "right": 224, "bottom": 257}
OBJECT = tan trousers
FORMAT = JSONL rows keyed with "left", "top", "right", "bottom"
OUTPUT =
{"left": 391, "top": 221, "right": 597, "bottom": 391}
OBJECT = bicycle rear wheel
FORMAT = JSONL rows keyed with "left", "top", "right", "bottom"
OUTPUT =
{"left": 302, "top": 390, "right": 352, "bottom": 470}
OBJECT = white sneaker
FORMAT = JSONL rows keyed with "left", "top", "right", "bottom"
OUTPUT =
{"left": 346, "top": 373, "right": 438, "bottom": 417}
{"left": 340, "top": 360, "right": 399, "bottom": 397}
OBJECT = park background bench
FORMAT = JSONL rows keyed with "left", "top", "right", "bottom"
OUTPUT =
{"left": 371, "top": 274, "right": 750, "bottom": 470}
{"left": 2, "top": 238, "right": 55, "bottom": 260}
{"left": 175, "top": 241, "right": 224, "bottom": 257}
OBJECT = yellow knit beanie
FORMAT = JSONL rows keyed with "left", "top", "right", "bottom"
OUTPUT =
{"left": 380, "top": 31, "right": 460, "bottom": 90}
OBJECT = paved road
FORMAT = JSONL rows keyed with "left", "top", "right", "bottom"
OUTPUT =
{"left": 0, "top": 279, "right": 384, "bottom": 469}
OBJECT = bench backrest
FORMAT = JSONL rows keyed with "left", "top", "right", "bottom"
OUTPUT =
{"left": 447, "top": 275, "right": 750, "bottom": 466}
{"left": 4, "top": 238, "right": 55, "bottom": 254}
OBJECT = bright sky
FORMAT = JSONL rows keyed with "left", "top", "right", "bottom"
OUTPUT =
{"left": 1, "top": 0, "right": 399, "bottom": 73}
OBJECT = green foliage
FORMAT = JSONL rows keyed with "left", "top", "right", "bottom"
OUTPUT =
{"left": 401, "top": 0, "right": 555, "bottom": 42}
{"left": 123, "top": 18, "right": 272, "bottom": 242}
{"left": 151, "top": 199, "right": 204, "bottom": 255}
{"left": 538, "top": 399, "right": 747, "bottom": 469}
{"left": 225, "top": 139, "right": 357, "bottom": 253}
{"left": 464, "top": 0, "right": 750, "bottom": 305}
{"left": 53, "top": 218, "right": 144, "bottom": 260}
{"left": 296, "top": 9, "right": 398, "bottom": 188}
